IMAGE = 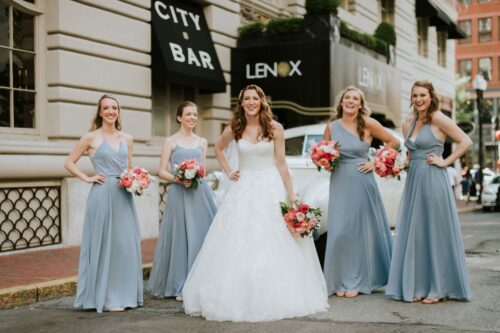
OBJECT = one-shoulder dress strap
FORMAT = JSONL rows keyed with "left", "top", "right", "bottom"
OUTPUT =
{"left": 406, "top": 114, "right": 419, "bottom": 140}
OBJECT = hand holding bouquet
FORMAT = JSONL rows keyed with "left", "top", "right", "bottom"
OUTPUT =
{"left": 374, "top": 146, "right": 407, "bottom": 180}
{"left": 310, "top": 140, "right": 341, "bottom": 172}
{"left": 118, "top": 167, "right": 153, "bottom": 196}
{"left": 279, "top": 201, "right": 321, "bottom": 238}
{"left": 174, "top": 159, "right": 206, "bottom": 190}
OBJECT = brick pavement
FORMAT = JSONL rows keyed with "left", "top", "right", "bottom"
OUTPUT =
{"left": 0, "top": 238, "right": 157, "bottom": 309}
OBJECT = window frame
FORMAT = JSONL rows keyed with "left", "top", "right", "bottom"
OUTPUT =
{"left": 437, "top": 31, "right": 447, "bottom": 67}
{"left": 0, "top": 0, "right": 42, "bottom": 135}
{"left": 417, "top": 17, "right": 429, "bottom": 57}
{"left": 458, "top": 20, "right": 472, "bottom": 44}
{"left": 478, "top": 17, "right": 492, "bottom": 43}
{"left": 458, "top": 59, "right": 472, "bottom": 78}
{"left": 478, "top": 57, "right": 492, "bottom": 81}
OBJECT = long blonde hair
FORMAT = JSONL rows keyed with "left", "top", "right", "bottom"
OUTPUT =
{"left": 410, "top": 80, "right": 440, "bottom": 124}
{"left": 89, "top": 94, "right": 122, "bottom": 131}
{"left": 335, "top": 85, "right": 371, "bottom": 140}
{"left": 231, "top": 84, "right": 275, "bottom": 142}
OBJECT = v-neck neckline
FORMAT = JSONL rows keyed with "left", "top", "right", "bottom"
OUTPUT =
{"left": 336, "top": 120, "right": 370, "bottom": 146}
{"left": 103, "top": 138, "right": 122, "bottom": 154}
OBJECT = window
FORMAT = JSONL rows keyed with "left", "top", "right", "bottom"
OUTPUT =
{"left": 458, "top": 59, "right": 472, "bottom": 77}
{"left": 417, "top": 17, "right": 428, "bottom": 57}
{"left": 478, "top": 17, "right": 492, "bottom": 43}
{"left": 478, "top": 0, "right": 491, "bottom": 3}
{"left": 479, "top": 57, "right": 492, "bottom": 81}
{"left": 0, "top": 2, "right": 36, "bottom": 129}
{"left": 437, "top": 31, "right": 447, "bottom": 67}
{"left": 459, "top": 0, "right": 471, "bottom": 4}
{"left": 458, "top": 20, "right": 472, "bottom": 44}
{"left": 379, "top": 0, "right": 394, "bottom": 24}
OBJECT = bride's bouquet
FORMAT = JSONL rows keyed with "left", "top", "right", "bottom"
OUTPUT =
{"left": 374, "top": 146, "right": 407, "bottom": 180}
{"left": 279, "top": 201, "right": 322, "bottom": 238}
{"left": 174, "top": 159, "right": 206, "bottom": 190}
{"left": 310, "top": 140, "right": 341, "bottom": 172}
{"left": 118, "top": 167, "right": 153, "bottom": 196}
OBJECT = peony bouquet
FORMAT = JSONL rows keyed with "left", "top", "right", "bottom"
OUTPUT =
{"left": 279, "top": 201, "right": 322, "bottom": 238}
{"left": 374, "top": 146, "right": 407, "bottom": 180}
{"left": 118, "top": 167, "right": 153, "bottom": 196}
{"left": 310, "top": 140, "right": 341, "bottom": 172}
{"left": 174, "top": 159, "right": 206, "bottom": 190}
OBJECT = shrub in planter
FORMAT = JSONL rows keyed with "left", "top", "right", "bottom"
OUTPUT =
{"left": 238, "top": 22, "right": 265, "bottom": 39}
{"left": 374, "top": 22, "right": 396, "bottom": 46}
{"left": 374, "top": 39, "right": 389, "bottom": 56}
{"left": 305, "top": 0, "right": 340, "bottom": 16}
{"left": 265, "top": 17, "right": 304, "bottom": 37}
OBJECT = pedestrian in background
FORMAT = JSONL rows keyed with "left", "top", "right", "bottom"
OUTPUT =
{"left": 386, "top": 81, "right": 473, "bottom": 304}
{"left": 323, "top": 86, "right": 399, "bottom": 298}
{"left": 65, "top": 94, "right": 143, "bottom": 313}
{"left": 446, "top": 165, "right": 458, "bottom": 198}
{"left": 460, "top": 167, "right": 471, "bottom": 201}
{"left": 148, "top": 101, "right": 216, "bottom": 301}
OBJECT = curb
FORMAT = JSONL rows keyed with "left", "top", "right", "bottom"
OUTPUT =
{"left": 0, "top": 264, "right": 152, "bottom": 310}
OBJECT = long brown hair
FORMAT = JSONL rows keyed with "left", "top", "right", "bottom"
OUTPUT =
{"left": 89, "top": 94, "right": 122, "bottom": 131}
{"left": 410, "top": 80, "right": 440, "bottom": 124}
{"left": 176, "top": 101, "right": 197, "bottom": 124}
{"left": 231, "top": 84, "right": 274, "bottom": 142}
{"left": 335, "top": 86, "right": 370, "bottom": 140}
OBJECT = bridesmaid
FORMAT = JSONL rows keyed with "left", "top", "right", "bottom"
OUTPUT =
{"left": 148, "top": 101, "right": 216, "bottom": 301}
{"left": 65, "top": 94, "right": 143, "bottom": 312}
{"left": 323, "top": 85, "right": 399, "bottom": 298}
{"left": 386, "top": 81, "right": 473, "bottom": 304}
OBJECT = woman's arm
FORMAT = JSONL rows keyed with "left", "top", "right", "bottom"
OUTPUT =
{"left": 273, "top": 122, "right": 296, "bottom": 203}
{"left": 158, "top": 137, "right": 179, "bottom": 183}
{"left": 64, "top": 133, "right": 106, "bottom": 184}
{"left": 366, "top": 118, "right": 399, "bottom": 149}
{"left": 124, "top": 132, "right": 134, "bottom": 169}
{"left": 323, "top": 122, "right": 332, "bottom": 140}
{"left": 215, "top": 125, "right": 239, "bottom": 181}
{"left": 427, "top": 112, "right": 472, "bottom": 168}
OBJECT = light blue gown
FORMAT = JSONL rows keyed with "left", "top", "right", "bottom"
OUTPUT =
{"left": 324, "top": 120, "right": 393, "bottom": 295}
{"left": 386, "top": 117, "right": 472, "bottom": 302}
{"left": 148, "top": 142, "right": 216, "bottom": 298}
{"left": 74, "top": 140, "right": 143, "bottom": 313}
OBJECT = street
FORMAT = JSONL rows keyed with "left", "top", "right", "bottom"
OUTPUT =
{"left": 1, "top": 211, "right": 499, "bottom": 333}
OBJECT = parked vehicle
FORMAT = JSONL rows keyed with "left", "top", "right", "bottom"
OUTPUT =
{"left": 481, "top": 174, "right": 500, "bottom": 211}
{"left": 284, "top": 124, "right": 406, "bottom": 232}
{"left": 207, "top": 124, "right": 407, "bottom": 233}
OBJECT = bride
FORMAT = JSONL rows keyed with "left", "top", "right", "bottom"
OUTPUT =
{"left": 182, "top": 84, "right": 329, "bottom": 322}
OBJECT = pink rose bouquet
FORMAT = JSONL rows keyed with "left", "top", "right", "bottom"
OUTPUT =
{"left": 310, "top": 140, "right": 341, "bottom": 172}
{"left": 279, "top": 201, "right": 322, "bottom": 238}
{"left": 118, "top": 167, "right": 153, "bottom": 196}
{"left": 374, "top": 146, "right": 407, "bottom": 180}
{"left": 174, "top": 159, "right": 206, "bottom": 190}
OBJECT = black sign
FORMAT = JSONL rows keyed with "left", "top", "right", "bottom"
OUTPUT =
{"left": 458, "top": 121, "right": 475, "bottom": 134}
{"left": 231, "top": 40, "right": 331, "bottom": 110}
{"left": 152, "top": 0, "right": 226, "bottom": 92}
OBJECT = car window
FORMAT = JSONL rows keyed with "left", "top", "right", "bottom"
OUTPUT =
{"left": 304, "top": 135, "right": 323, "bottom": 155}
{"left": 285, "top": 136, "right": 305, "bottom": 156}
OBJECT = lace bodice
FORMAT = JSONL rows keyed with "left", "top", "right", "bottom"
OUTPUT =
{"left": 236, "top": 139, "right": 276, "bottom": 172}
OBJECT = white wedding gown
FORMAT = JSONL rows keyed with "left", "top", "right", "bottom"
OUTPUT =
{"left": 182, "top": 139, "right": 329, "bottom": 322}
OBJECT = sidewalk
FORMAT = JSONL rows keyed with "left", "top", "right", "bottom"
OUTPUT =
{"left": 0, "top": 238, "right": 157, "bottom": 310}
{"left": 0, "top": 199, "right": 482, "bottom": 310}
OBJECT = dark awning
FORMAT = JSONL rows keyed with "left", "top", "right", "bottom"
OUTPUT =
{"left": 152, "top": 0, "right": 226, "bottom": 93}
{"left": 416, "top": 0, "right": 466, "bottom": 39}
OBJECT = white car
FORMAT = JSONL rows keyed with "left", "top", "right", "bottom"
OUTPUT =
{"left": 206, "top": 124, "right": 407, "bottom": 235}
{"left": 481, "top": 174, "right": 500, "bottom": 211}
{"left": 284, "top": 124, "right": 407, "bottom": 233}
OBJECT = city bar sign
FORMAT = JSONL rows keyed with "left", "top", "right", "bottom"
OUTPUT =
{"left": 152, "top": 0, "right": 226, "bottom": 92}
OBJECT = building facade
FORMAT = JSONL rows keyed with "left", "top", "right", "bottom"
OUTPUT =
{"left": 0, "top": 0, "right": 461, "bottom": 254}
{"left": 456, "top": 0, "right": 500, "bottom": 171}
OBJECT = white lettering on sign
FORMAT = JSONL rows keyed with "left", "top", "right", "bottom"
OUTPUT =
{"left": 169, "top": 42, "right": 214, "bottom": 70}
{"left": 154, "top": 1, "right": 201, "bottom": 31}
{"left": 357, "top": 66, "right": 384, "bottom": 91}
{"left": 246, "top": 60, "right": 302, "bottom": 79}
